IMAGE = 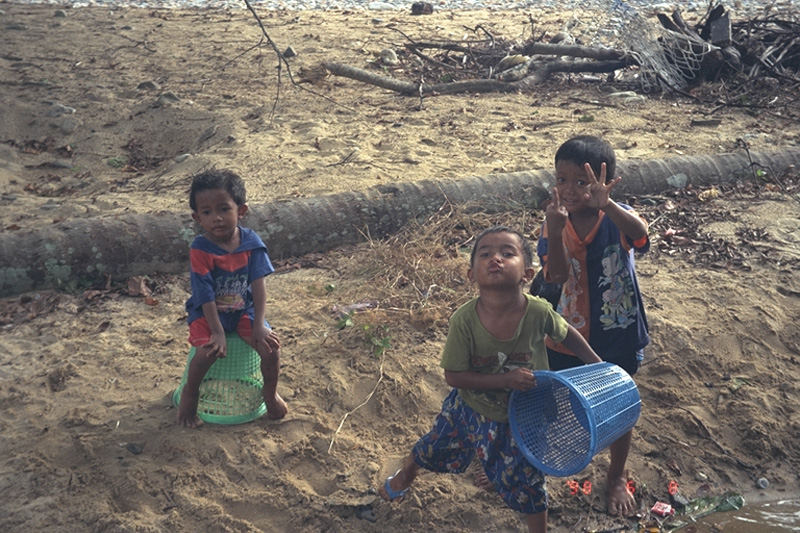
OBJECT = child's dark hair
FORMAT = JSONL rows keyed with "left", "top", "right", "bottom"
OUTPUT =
{"left": 189, "top": 169, "right": 247, "bottom": 210}
{"left": 555, "top": 135, "right": 616, "bottom": 180}
{"left": 470, "top": 226, "right": 534, "bottom": 268}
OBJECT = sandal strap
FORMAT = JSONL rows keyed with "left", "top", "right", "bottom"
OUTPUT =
{"left": 384, "top": 469, "right": 408, "bottom": 501}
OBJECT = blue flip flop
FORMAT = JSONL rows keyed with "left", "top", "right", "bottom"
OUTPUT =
{"left": 383, "top": 469, "right": 409, "bottom": 501}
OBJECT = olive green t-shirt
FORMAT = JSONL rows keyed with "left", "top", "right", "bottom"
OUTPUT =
{"left": 440, "top": 293, "right": 569, "bottom": 422}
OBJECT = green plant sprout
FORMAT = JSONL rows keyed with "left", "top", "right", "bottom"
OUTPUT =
{"left": 362, "top": 324, "right": 391, "bottom": 357}
{"left": 106, "top": 156, "right": 128, "bottom": 168}
{"left": 336, "top": 312, "right": 353, "bottom": 330}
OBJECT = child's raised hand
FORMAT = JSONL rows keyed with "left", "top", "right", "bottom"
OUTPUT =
{"left": 583, "top": 162, "right": 621, "bottom": 210}
{"left": 545, "top": 187, "right": 568, "bottom": 231}
{"left": 505, "top": 367, "right": 537, "bottom": 391}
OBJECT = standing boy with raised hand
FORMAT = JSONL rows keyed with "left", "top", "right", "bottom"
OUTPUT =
{"left": 537, "top": 135, "right": 650, "bottom": 516}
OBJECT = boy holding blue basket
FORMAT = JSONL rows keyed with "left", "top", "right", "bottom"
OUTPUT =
{"left": 379, "top": 226, "right": 602, "bottom": 532}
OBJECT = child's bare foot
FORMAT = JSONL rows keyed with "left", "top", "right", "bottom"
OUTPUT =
{"left": 176, "top": 388, "right": 204, "bottom": 428}
{"left": 607, "top": 475, "right": 636, "bottom": 516}
{"left": 473, "top": 470, "right": 494, "bottom": 492}
{"left": 265, "top": 393, "right": 287, "bottom": 420}
{"left": 378, "top": 469, "right": 410, "bottom": 502}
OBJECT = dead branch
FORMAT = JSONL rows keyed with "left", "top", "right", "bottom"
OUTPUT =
{"left": 405, "top": 40, "right": 628, "bottom": 71}
{"left": 323, "top": 55, "right": 628, "bottom": 96}
{"left": 525, "top": 59, "right": 628, "bottom": 82}
{"left": 408, "top": 40, "right": 502, "bottom": 54}
{"left": 241, "top": 0, "right": 350, "bottom": 118}
{"left": 388, "top": 27, "right": 483, "bottom": 72}
{"left": 519, "top": 42, "right": 627, "bottom": 61}
{"left": 322, "top": 62, "right": 522, "bottom": 95}
{"left": 405, "top": 41, "right": 627, "bottom": 61}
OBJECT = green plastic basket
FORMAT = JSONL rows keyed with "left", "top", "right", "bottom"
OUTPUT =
{"left": 173, "top": 333, "right": 267, "bottom": 425}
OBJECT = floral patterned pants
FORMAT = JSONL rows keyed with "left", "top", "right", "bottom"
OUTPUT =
{"left": 412, "top": 388, "right": 548, "bottom": 514}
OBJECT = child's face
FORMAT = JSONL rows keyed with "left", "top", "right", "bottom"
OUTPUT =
{"left": 191, "top": 188, "right": 247, "bottom": 246}
{"left": 554, "top": 160, "right": 595, "bottom": 213}
{"left": 468, "top": 232, "right": 533, "bottom": 289}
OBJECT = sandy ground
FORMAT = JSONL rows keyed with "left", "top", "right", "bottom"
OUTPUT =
{"left": 1, "top": 3, "right": 799, "bottom": 532}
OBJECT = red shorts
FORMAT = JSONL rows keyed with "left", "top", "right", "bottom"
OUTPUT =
{"left": 188, "top": 315, "right": 254, "bottom": 347}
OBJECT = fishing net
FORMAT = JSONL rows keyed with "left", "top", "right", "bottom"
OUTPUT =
{"left": 563, "top": 0, "right": 718, "bottom": 91}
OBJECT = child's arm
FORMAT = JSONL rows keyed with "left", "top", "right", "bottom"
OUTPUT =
{"left": 444, "top": 368, "right": 537, "bottom": 392}
{"left": 560, "top": 325, "right": 603, "bottom": 365}
{"left": 543, "top": 188, "right": 571, "bottom": 284}
{"left": 584, "top": 162, "right": 647, "bottom": 241}
{"left": 251, "top": 276, "right": 280, "bottom": 354}
{"left": 602, "top": 200, "right": 648, "bottom": 241}
{"left": 202, "top": 301, "right": 227, "bottom": 358}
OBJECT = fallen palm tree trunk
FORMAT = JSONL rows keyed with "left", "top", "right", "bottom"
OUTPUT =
{"left": 1, "top": 149, "right": 799, "bottom": 297}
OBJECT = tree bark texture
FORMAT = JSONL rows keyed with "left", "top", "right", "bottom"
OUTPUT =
{"left": 1, "top": 149, "right": 798, "bottom": 296}
{"left": 323, "top": 60, "right": 628, "bottom": 94}
{"left": 323, "top": 61, "right": 523, "bottom": 95}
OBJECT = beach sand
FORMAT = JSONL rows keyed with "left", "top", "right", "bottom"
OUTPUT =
{"left": 1, "top": 3, "right": 799, "bottom": 532}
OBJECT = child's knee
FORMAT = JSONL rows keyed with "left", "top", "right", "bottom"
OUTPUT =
{"left": 258, "top": 347, "right": 280, "bottom": 362}
{"left": 192, "top": 347, "right": 218, "bottom": 364}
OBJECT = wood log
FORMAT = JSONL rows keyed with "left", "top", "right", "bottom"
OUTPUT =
{"left": 1, "top": 149, "right": 799, "bottom": 297}
{"left": 323, "top": 58, "right": 630, "bottom": 95}
{"left": 518, "top": 42, "right": 626, "bottom": 61}
{"left": 700, "top": 4, "right": 728, "bottom": 41}
{"left": 323, "top": 61, "right": 521, "bottom": 95}
{"left": 709, "top": 12, "right": 732, "bottom": 46}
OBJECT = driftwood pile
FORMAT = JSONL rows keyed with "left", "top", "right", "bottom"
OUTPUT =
{"left": 656, "top": 5, "right": 799, "bottom": 104}
{"left": 321, "top": 3, "right": 799, "bottom": 111}
{"left": 693, "top": 4, "right": 800, "bottom": 82}
{"left": 322, "top": 21, "right": 635, "bottom": 97}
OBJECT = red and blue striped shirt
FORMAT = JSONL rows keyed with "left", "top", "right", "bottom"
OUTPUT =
{"left": 185, "top": 226, "right": 274, "bottom": 331}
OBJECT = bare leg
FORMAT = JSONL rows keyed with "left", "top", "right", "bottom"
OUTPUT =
{"left": 524, "top": 510, "right": 547, "bottom": 533}
{"left": 259, "top": 347, "right": 287, "bottom": 420}
{"left": 473, "top": 469, "right": 494, "bottom": 491}
{"left": 176, "top": 347, "right": 216, "bottom": 428}
{"left": 606, "top": 429, "right": 636, "bottom": 516}
{"left": 378, "top": 454, "right": 419, "bottom": 502}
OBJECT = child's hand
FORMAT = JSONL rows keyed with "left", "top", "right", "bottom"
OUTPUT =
{"left": 505, "top": 367, "right": 537, "bottom": 391}
{"left": 583, "top": 162, "right": 622, "bottom": 210}
{"left": 253, "top": 324, "right": 280, "bottom": 355}
{"left": 545, "top": 187, "right": 568, "bottom": 232}
{"left": 204, "top": 331, "right": 227, "bottom": 359}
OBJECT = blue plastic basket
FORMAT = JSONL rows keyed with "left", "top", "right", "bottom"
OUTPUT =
{"left": 508, "top": 362, "right": 640, "bottom": 477}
